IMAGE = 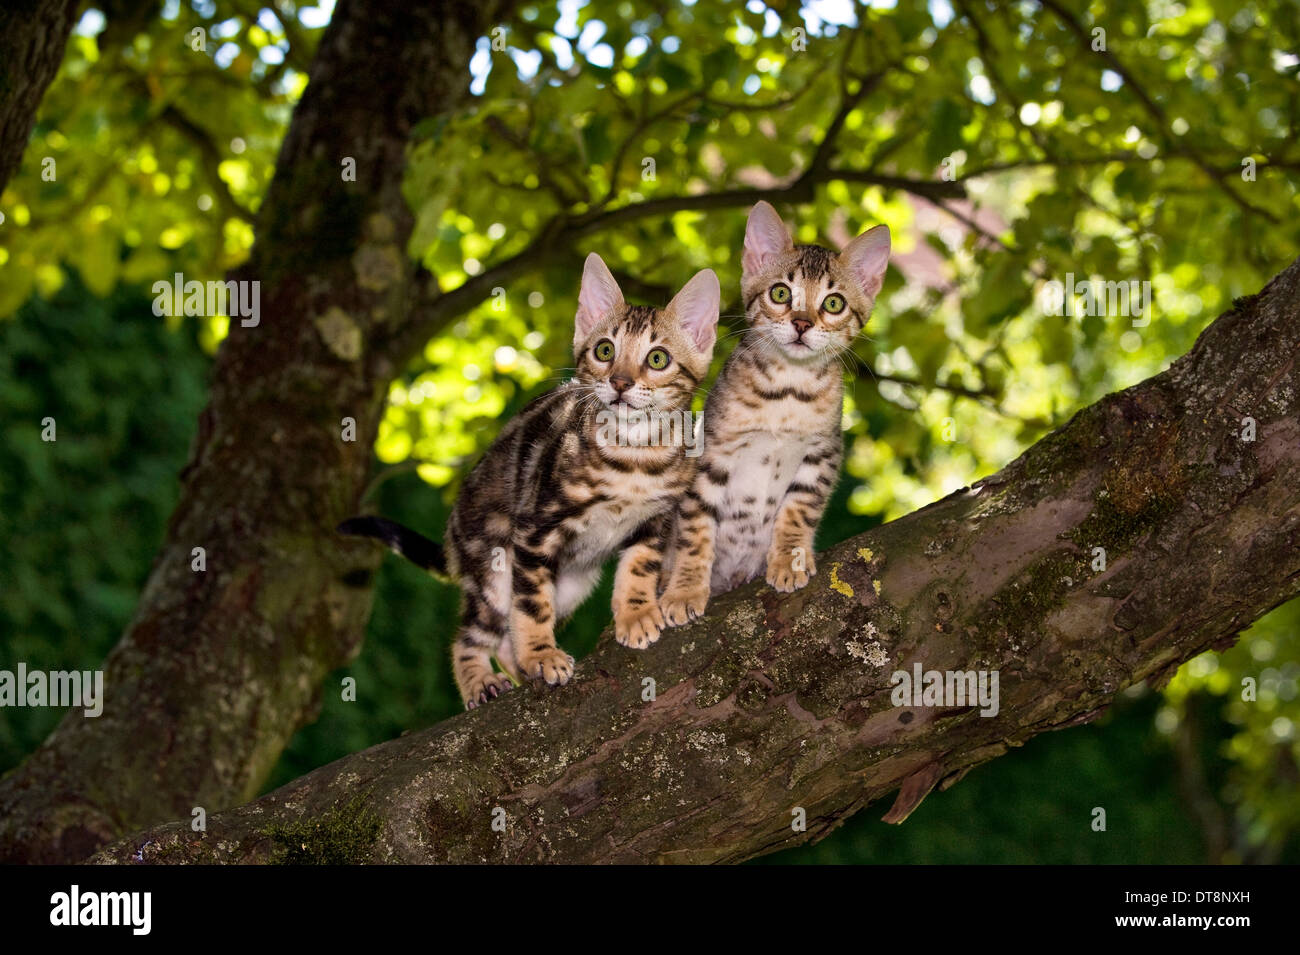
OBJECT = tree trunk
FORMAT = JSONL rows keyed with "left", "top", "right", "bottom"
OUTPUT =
{"left": 0, "top": 0, "right": 81, "bottom": 196}
{"left": 89, "top": 257, "right": 1300, "bottom": 865}
{"left": 0, "top": 0, "right": 517, "bottom": 864}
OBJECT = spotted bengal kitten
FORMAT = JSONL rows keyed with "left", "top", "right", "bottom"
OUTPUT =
{"left": 340, "top": 254, "right": 719, "bottom": 707}
{"left": 658, "top": 201, "right": 890, "bottom": 627}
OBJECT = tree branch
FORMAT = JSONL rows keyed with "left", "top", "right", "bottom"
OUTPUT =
{"left": 0, "top": 0, "right": 81, "bottom": 196}
{"left": 151, "top": 95, "right": 256, "bottom": 221}
{"left": 93, "top": 256, "right": 1300, "bottom": 864}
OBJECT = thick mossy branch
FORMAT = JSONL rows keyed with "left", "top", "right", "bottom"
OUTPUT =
{"left": 91, "top": 256, "right": 1300, "bottom": 865}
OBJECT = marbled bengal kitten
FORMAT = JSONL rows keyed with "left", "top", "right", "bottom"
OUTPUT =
{"left": 658, "top": 201, "right": 890, "bottom": 626}
{"left": 340, "top": 254, "right": 719, "bottom": 707}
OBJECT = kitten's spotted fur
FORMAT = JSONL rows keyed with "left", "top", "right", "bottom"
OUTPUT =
{"left": 341, "top": 255, "right": 719, "bottom": 707}
{"left": 659, "top": 201, "right": 890, "bottom": 624}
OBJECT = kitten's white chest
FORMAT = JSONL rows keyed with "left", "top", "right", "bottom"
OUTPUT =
{"left": 723, "top": 435, "right": 808, "bottom": 512}
{"left": 711, "top": 433, "right": 813, "bottom": 589}
{"left": 565, "top": 489, "right": 661, "bottom": 566}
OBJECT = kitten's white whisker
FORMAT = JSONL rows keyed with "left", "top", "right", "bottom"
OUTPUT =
{"left": 831, "top": 344, "right": 870, "bottom": 375}
{"left": 727, "top": 329, "right": 778, "bottom": 366}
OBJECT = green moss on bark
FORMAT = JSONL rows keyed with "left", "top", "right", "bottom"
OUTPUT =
{"left": 977, "top": 551, "right": 1086, "bottom": 653}
{"left": 1069, "top": 488, "right": 1179, "bottom": 554}
{"left": 266, "top": 796, "right": 381, "bottom": 864}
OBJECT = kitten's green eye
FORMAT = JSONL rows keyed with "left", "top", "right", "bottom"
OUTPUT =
{"left": 593, "top": 339, "right": 615, "bottom": 361}
{"left": 646, "top": 347, "right": 671, "bottom": 370}
{"left": 822, "top": 293, "right": 846, "bottom": 314}
{"left": 770, "top": 283, "right": 792, "bottom": 305}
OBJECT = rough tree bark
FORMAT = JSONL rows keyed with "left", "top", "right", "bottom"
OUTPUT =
{"left": 92, "top": 257, "right": 1300, "bottom": 864}
{"left": 0, "top": 0, "right": 518, "bottom": 864}
{"left": 0, "top": 0, "right": 82, "bottom": 196}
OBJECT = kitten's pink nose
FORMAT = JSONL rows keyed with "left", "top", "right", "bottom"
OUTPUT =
{"left": 791, "top": 316, "right": 813, "bottom": 337}
{"left": 610, "top": 375, "right": 633, "bottom": 394}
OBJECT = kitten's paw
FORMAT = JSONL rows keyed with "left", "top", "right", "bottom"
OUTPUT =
{"left": 765, "top": 550, "right": 814, "bottom": 593}
{"left": 659, "top": 585, "right": 709, "bottom": 628}
{"left": 463, "top": 672, "right": 515, "bottom": 709}
{"left": 520, "top": 647, "right": 576, "bottom": 686}
{"left": 615, "top": 601, "right": 665, "bottom": 649}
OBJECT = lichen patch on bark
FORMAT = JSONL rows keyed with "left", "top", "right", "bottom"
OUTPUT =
{"left": 313, "top": 306, "right": 363, "bottom": 360}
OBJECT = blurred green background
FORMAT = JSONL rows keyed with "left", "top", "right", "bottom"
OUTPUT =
{"left": 2, "top": 0, "right": 1298, "bottom": 862}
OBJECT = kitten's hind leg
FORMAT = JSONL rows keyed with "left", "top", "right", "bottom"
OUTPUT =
{"left": 455, "top": 632, "right": 513, "bottom": 708}
{"left": 454, "top": 586, "right": 514, "bottom": 708}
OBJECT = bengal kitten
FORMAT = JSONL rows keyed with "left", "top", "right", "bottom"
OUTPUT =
{"left": 658, "top": 201, "right": 890, "bottom": 626}
{"left": 340, "top": 254, "right": 719, "bottom": 707}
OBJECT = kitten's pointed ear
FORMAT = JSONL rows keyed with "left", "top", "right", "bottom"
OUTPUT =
{"left": 839, "top": 224, "right": 891, "bottom": 300}
{"left": 575, "top": 253, "right": 624, "bottom": 346}
{"left": 668, "top": 268, "right": 720, "bottom": 355}
{"left": 743, "top": 201, "right": 794, "bottom": 275}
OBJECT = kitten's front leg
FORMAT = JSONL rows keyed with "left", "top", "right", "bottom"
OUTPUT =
{"left": 510, "top": 543, "right": 574, "bottom": 687}
{"left": 613, "top": 515, "right": 668, "bottom": 649}
{"left": 766, "top": 439, "right": 840, "bottom": 592}
{"left": 659, "top": 484, "right": 716, "bottom": 627}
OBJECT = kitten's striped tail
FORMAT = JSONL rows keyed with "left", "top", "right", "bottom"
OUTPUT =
{"left": 337, "top": 516, "right": 449, "bottom": 579}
